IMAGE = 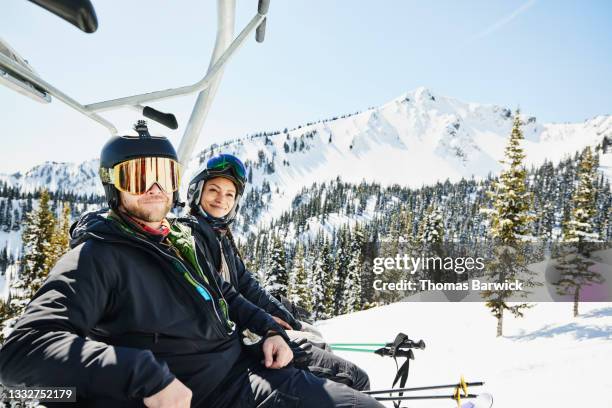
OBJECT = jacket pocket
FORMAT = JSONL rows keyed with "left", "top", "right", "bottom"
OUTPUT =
{"left": 256, "top": 390, "right": 300, "bottom": 408}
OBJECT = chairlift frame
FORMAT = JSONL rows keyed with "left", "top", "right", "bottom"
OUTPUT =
{"left": 0, "top": 0, "right": 271, "bottom": 165}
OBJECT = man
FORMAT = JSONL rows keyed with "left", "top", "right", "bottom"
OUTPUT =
{"left": 183, "top": 153, "right": 371, "bottom": 391}
{"left": 0, "top": 122, "right": 383, "bottom": 408}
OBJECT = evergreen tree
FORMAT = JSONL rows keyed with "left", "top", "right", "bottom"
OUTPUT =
{"left": 1, "top": 190, "right": 57, "bottom": 341}
{"left": 343, "top": 226, "right": 364, "bottom": 313}
{"left": 556, "top": 147, "right": 603, "bottom": 317}
{"left": 481, "top": 111, "right": 539, "bottom": 337}
{"left": 417, "top": 204, "right": 445, "bottom": 282}
{"left": 45, "top": 203, "right": 72, "bottom": 273}
{"left": 332, "top": 227, "right": 350, "bottom": 315}
{"left": 20, "top": 190, "right": 56, "bottom": 294}
{"left": 311, "top": 242, "right": 327, "bottom": 320}
{"left": 311, "top": 236, "right": 335, "bottom": 320}
{"left": 263, "top": 234, "right": 288, "bottom": 298}
{"left": 321, "top": 238, "right": 336, "bottom": 318}
{"left": 360, "top": 228, "right": 379, "bottom": 307}
{"left": 288, "top": 243, "right": 312, "bottom": 313}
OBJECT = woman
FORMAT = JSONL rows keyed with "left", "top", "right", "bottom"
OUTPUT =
{"left": 184, "top": 153, "right": 371, "bottom": 391}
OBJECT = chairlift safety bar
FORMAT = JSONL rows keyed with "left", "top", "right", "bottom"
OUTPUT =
{"left": 0, "top": 0, "right": 271, "bottom": 164}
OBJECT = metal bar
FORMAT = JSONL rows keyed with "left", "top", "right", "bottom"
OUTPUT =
{"left": 0, "top": 68, "right": 51, "bottom": 103}
{"left": 330, "top": 343, "right": 386, "bottom": 347}
{"left": 365, "top": 382, "right": 485, "bottom": 395}
{"left": 177, "top": 0, "right": 235, "bottom": 165}
{"left": 84, "top": 11, "right": 265, "bottom": 112}
{"left": 330, "top": 346, "right": 378, "bottom": 353}
{"left": 0, "top": 52, "right": 118, "bottom": 135}
{"left": 374, "top": 394, "right": 479, "bottom": 402}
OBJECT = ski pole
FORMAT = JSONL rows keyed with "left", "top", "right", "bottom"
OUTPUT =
{"left": 330, "top": 346, "right": 379, "bottom": 353}
{"left": 329, "top": 342, "right": 386, "bottom": 347}
{"left": 374, "top": 393, "right": 479, "bottom": 401}
{"left": 365, "top": 381, "right": 484, "bottom": 395}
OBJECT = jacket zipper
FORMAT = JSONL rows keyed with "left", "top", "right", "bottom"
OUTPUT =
{"left": 126, "top": 234, "right": 234, "bottom": 336}
{"left": 191, "top": 247, "right": 236, "bottom": 333}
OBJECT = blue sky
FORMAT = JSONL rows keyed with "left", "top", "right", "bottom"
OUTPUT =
{"left": 1, "top": 0, "right": 611, "bottom": 174}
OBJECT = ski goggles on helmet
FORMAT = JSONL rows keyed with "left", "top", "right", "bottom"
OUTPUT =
{"left": 206, "top": 154, "right": 247, "bottom": 185}
{"left": 101, "top": 157, "right": 181, "bottom": 195}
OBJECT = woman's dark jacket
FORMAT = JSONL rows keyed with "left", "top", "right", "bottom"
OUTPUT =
{"left": 184, "top": 215, "right": 301, "bottom": 330}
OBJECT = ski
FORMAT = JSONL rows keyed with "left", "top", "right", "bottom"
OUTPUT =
{"left": 374, "top": 393, "right": 479, "bottom": 401}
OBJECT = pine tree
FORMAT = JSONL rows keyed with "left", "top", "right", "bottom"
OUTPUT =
{"left": 20, "top": 190, "right": 56, "bottom": 294}
{"left": 343, "top": 226, "right": 364, "bottom": 313}
{"left": 311, "top": 236, "right": 335, "bottom": 320}
{"left": 1, "top": 190, "right": 57, "bottom": 341}
{"left": 263, "top": 234, "right": 288, "bottom": 298}
{"left": 555, "top": 147, "right": 603, "bottom": 317}
{"left": 311, "top": 243, "right": 327, "bottom": 320}
{"left": 45, "top": 203, "right": 72, "bottom": 273}
{"left": 417, "top": 204, "right": 445, "bottom": 282}
{"left": 333, "top": 227, "right": 350, "bottom": 315}
{"left": 288, "top": 243, "right": 312, "bottom": 313}
{"left": 481, "top": 111, "right": 539, "bottom": 337}
{"left": 321, "top": 239, "right": 336, "bottom": 318}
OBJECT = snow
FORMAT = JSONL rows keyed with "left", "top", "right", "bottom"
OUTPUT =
{"left": 317, "top": 301, "right": 612, "bottom": 407}
{"left": 0, "top": 159, "right": 102, "bottom": 196}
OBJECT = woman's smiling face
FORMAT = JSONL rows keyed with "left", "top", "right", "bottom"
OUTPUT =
{"left": 200, "top": 176, "right": 237, "bottom": 218}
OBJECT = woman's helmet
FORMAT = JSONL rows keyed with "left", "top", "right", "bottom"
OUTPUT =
{"left": 187, "top": 153, "right": 247, "bottom": 228}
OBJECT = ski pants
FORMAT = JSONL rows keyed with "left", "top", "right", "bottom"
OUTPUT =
{"left": 206, "top": 353, "right": 384, "bottom": 408}
{"left": 286, "top": 321, "right": 370, "bottom": 391}
{"left": 304, "top": 342, "right": 371, "bottom": 391}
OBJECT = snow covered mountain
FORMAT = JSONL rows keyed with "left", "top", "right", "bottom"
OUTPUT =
{"left": 184, "top": 87, "right": 612, "bottom": 225}
{"left": 1, "top": 87, "right": 611, "bottom": 222}
{"left": 0, "top": 159, "right": 101, "bottom": 197}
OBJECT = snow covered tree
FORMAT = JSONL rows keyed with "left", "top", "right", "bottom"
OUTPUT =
{"left": 263, "top": 234, "right": 288, "bottom": 298}
{"left": 1, "top": 190, "right": 57, "bottom": 341}
{"left": 45, "top": 203, "right": 71, "bottom": 273}
{"left": 481, "top": 111, "right": 539, "bottom": 337}
{"left": 333, "top": 226, "right": 350, "bottom": 315}
{"left": 311, "top": 247, "right": 327, "bottom": 320}
{"left": 555, "top": 147, "right": 603, "bottom": 317}
{"left": 288, "top": 243, "right": 312, "bottom": 313}
{"left": 563, "top": 147, "right": 599, "bottom": 243}
{"left": 20, "top": 190, "right": 56, "bottom": 294}
{"left": 343, "top": 225, "right": 364, "bottom": 313}
{"left": 311, "top": 236, "right": 334, "bottom": 320}
{"left": 417, "top": 204, "right": 445, "bottom": 282}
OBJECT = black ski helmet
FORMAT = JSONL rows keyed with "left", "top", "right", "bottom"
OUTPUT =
{"left": 99, "top": 120, "right": 181, "bottom": 209}
{"left": 187, "top": 153, "right": 247, "bottom": 229}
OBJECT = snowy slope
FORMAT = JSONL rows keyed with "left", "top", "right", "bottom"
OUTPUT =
{"left": 318, "top": 302, "right": 612, "bottom": 407}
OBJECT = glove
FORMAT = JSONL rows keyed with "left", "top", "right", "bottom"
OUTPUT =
{"left": 289, "top": 338, "right": 313, "bottom": 368}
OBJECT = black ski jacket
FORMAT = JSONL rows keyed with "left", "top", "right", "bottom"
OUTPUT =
{"left": 0, "top": 210, "right": 283, "bottom": 407}
{"left": 183, "top": 215, "right": 301, "bottom": 330}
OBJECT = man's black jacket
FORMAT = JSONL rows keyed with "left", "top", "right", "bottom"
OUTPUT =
{"left": 0, "top": 210, "right": 283, "bottom": 407}
{"left": 183, "top": 215, "right": 301, "bottom": 330}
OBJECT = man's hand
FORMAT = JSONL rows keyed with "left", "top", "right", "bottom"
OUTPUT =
{"left": 272, "top": 316, "right": 293, "bottom": 330}
{"left": 143, "top": 378, "right": 192, "bottom": 408}
{"left": 262, "top": 334, "right": 293, "bottom": 369}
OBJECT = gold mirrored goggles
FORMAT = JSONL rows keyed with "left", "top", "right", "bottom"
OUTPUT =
{"left": 101, "top": 157, "right": 181, "bottom": 195}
